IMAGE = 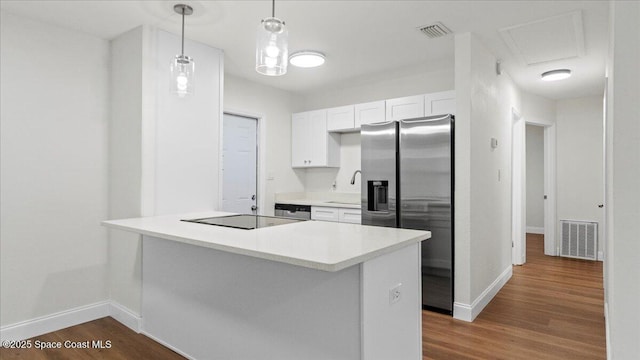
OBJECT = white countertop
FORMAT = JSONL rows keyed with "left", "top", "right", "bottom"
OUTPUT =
{"left": 102, "top": 212, "right": 429, "bottom": 272}
{"left": 275, "top": 198, "right": 361, "bottom": 209}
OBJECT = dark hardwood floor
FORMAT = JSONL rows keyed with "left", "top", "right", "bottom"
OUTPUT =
{"left": 0, "top": 317, "right": 185, "bottom": 360}
{"left": 2, "top": 234, "right": 605, "bottom": 359}
{"left": 423, "top": 233, "right": 606, "bottom": 359}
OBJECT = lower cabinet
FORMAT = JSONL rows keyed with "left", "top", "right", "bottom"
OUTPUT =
{"left": 339, "top": 208, "right": 362, "bottom": 224}
{"left": 311, "top": 206, "right": 340, "bottom": 222}
{"left": 312, "top": 206, "right": 361, "bottom": 224}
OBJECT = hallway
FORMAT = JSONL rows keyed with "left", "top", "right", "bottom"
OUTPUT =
{"left": 422, "top": 233, "right": 606, "bottom": 359}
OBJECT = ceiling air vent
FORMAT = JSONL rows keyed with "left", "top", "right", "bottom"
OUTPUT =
{"left": 418, "top": 22, "right": 452, "bottom": 38}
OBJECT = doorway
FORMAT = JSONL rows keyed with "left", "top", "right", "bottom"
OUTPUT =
{"left": 512, "top": 111, "right": 557, "bottom": 265}
{"left": 525, "top": 124, "right": 545, "bottom": 239}
{"left": 221, "top": 113, "right": 258, "bottom": 214}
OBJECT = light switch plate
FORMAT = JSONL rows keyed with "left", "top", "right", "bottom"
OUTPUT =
{"left": 389, "top": 283, "right": 402, "bottom": 305}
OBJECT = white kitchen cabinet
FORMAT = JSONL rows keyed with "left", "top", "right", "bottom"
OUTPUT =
{"left": 339, "top": 208, "right": 362, "bottom": 224}
{"left": 291, "top": 112, "right": 309, "bottom": 168}
{"left": 385, "top": 95, "right": 424, "bottom": 121}
{"left": 311, "top": 206, "right": 340, "bottom": 222}
{"left": 424, "top": 90, "right": 456, "bottom": 116}
{"left": 327, "top": 105, "right": 355, "bottom": 132}
{"left": 312, "top": 206, "right": 362, "bottom": 224}
{"left": 291, "top": 110, "right": 340, "bottom": 168}
{"left": 355, "top": 100, "right": 386, "bottom": 129}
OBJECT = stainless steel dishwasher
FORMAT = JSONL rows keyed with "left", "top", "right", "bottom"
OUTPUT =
{"left": 274, "top": 203, "right": 311, "bottom": 220}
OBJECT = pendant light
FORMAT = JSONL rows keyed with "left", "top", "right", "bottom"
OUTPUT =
{"left": 170, "top": 4, "right": 194, "bottom": 97}
{"left": 256, "top": 0, "right": 288, "bottom": 76}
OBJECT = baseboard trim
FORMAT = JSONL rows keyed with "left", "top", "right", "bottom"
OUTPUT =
{"left": 142, "top": 331, "right": 196, "bottom": 360}
{"left": 526, "top": 226, "right": 544, "bottom": 234}
{"left": 604, "top": 302, "right": 611, "bottom": 360}
{"left": 109, "top": 302, "right": 142, "bottom": 333}
{"left": 0, "top": 301, "right": 142, "bottom": 341}
{"left": 0, "top": 301, "right": 110, "bottom": 341}
{"left": 453, "top": 265, "right": 513, "bottom": 322}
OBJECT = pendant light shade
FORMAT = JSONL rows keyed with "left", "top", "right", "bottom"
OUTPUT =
{"left": 170, "top": 54, "right": 195, "bottom": 97}
{"left": 171, "top": 4, "right": 194, "bottom": 97}
{"left": 256, "top": 0, "right": 288, "bottom": 76}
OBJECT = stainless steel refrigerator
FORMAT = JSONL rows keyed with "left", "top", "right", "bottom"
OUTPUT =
{"left": 361, "top": 114, "right": 454, "bottom": 314}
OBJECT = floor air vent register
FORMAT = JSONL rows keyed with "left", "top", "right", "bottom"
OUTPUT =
{"left": 560, "top": 220, "right": 598, "bottom": 261}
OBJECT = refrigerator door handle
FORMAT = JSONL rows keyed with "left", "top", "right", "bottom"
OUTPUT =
{"left": 364, "top": 120, "right": 396, "bottom": 127}
{"left": 399, "top": 114, "right": 450, "bottom": 124}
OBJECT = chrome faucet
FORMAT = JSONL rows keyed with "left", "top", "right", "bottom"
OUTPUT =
{"left": 350, "top": 170, "right": 361, "bottom": 185}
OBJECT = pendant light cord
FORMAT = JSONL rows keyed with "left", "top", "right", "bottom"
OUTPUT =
{"left": 181, "top": 7, "right": 185, "bottom": 56}
{"left": 272, "top": 0, "right": 275, "bottom": 17}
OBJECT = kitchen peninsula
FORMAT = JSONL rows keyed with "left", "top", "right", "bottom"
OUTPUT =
{"left": 103, "top": 212, "right": 430, "bottom": 360}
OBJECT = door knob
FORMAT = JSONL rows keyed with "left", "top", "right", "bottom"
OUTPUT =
{"left": 598, "top": 204, "right": 604, "bottom": 208}
{"left": 251, "top": 205, "right": 258, "bottom": 211}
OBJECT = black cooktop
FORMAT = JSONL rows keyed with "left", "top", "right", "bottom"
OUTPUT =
{"left": 182, "top": 214, "right": 306, "bottom": 230}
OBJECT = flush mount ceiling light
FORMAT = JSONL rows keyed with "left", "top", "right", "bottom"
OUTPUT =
{"left": 289, "top": 51, "right": 326, "bottom": 68}
{"left": 541, "top": 69, "right": 571, "bottom": 81}
{"left": 256, "top": 0, "right": 288, "bottom": 76}
{"left": 170, "top": 4, "right": 194, "bottom": 97}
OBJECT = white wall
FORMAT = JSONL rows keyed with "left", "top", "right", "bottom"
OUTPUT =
{"left": 223, "top": 75, "right": 305, "bottom": 215}
{"left": 0, "top": 12, "right": 109, "bottom": 326}
{"left": 605, "top": 1, "right": 640, "bottom": 358}
{"left": 454, "top": 32, "right": 520, "bottom": 320}
{"left": 108, "top": 26, "right": 145, "bottom": 316}
{"left": 297, "top": 67, "right": 454, "bottom": 193}
{"left": 154, "top": 30, "right": 222, "bottom": 215}
{"left": 556, "top": 96, "right": 604, "bottom": 256}
{"left": 521, "top": 91, "right": 556, "bottom": 126}
{"left": 526, "top": 125, "right": 545, "bottom": 230}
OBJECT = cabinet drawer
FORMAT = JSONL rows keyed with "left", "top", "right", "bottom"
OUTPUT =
{"left": 339, "top": 209, "right": 362, "bottom": 224}
{"left": 311, "top": 207, "right": 340, "bottom": 222}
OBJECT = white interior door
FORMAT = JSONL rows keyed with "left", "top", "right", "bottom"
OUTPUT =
{"left": 512, "top": 110, "right": 526, "bottom": 265}
{"left": 222, "top": 113, "right": 257, "bottom": 214}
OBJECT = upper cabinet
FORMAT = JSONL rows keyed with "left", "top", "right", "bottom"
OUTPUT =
{"left": 328, "top": 101, "right": 386, "bottom": 133}
{"left": 385, "top": 95, "right": 424, "bottom": 121}
{"left": 424, "top": 90, "right": 456, "bottom": 116}
{"left": 385, "top": 91, "right": 456, "bottom": 121}
{"left": 327, "top": 105, "right": 355, "bottom": 132}
{"left": 291, "top": 90, "right": 454, "bottom": 169}
{"left": 291, "top": 110, "right": 340, "bottom": 168}
{"left": 355, "top": 100, "right": 386, "bottom": 128}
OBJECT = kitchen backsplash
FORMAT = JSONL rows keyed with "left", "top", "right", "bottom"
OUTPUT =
{"left": 304, "top": 132, "right": 361, "bottom": 193}
{"left": 275, "top": 192, "right": 360, "bottom": 204}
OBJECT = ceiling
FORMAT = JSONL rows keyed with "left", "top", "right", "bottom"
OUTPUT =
{"left": 0, "top": 0, "right": 609, "bottom": 100}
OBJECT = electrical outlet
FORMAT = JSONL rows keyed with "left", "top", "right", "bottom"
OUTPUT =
{"left": 389, "top": 283, "right": 402, "bottom": 305}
